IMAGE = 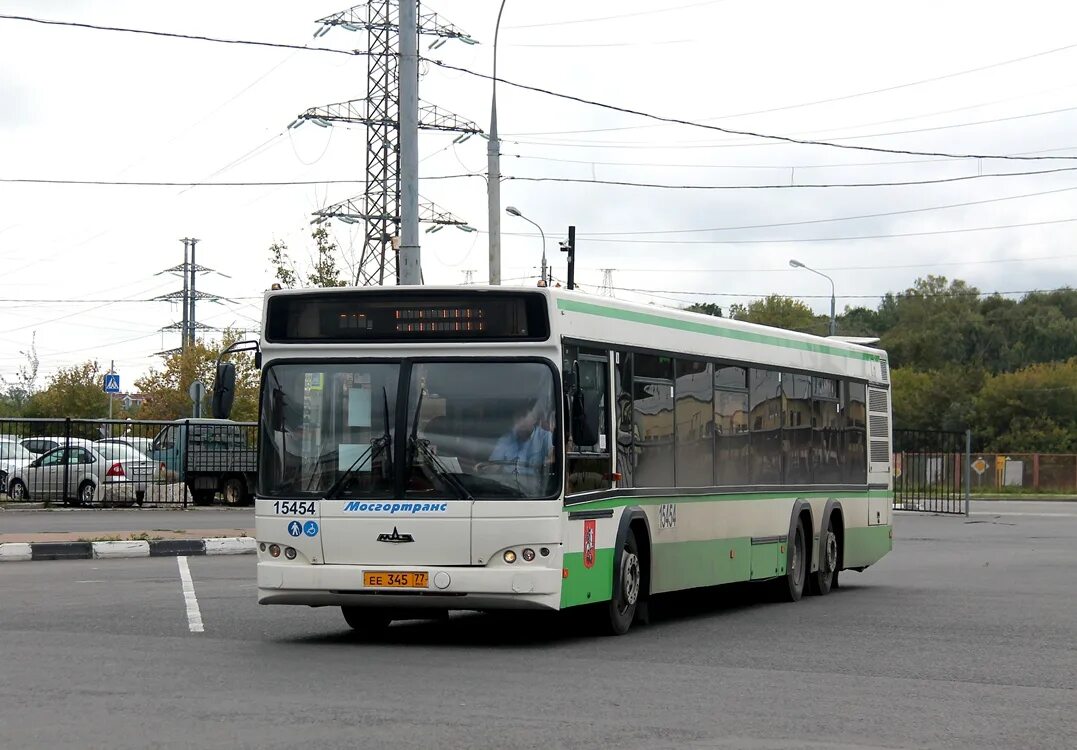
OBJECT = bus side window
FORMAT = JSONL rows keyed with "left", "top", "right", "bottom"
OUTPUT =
{"left": 563, "top": 344, "right": 612, "bottom": 495}
{"left": 615, "top": 351, "right": 635, "bottom": 489}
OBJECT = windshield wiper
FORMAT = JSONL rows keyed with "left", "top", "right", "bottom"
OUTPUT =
{"left": 324, "top": 436, "right": 390, "bottom": 500}
{"left": 318, "top": 387, "right": 394, "bottom": 498}
{"left": 409, "top": 435, "right": 474, "bottom": 502}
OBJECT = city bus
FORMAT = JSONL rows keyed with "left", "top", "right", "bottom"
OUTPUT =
{"left": 222, "top": 286, "right": 893, "bottom": 635}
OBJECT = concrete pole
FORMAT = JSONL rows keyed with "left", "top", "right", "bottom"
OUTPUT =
{"left": 487, "top": 0, "right": 508, "bottom": 286}
{"left": 397, "top": 0, "right": 421, "bottom": 285}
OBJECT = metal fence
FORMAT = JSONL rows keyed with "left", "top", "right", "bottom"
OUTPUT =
{"left": 893, "top": 429, "right": 970, "bottom": 515}
{"left": 0, "top": 418, "right": 257, "bottom": 508}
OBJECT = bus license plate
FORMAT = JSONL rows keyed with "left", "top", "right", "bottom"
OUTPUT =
{"left": 363, "top": 571, "right": 429, "bottom": 588}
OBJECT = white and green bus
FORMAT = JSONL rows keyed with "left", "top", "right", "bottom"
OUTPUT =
{"left": 238, "top": 286, "right": 892, "bottom": 635}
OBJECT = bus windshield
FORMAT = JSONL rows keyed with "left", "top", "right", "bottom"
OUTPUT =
{"left": 405, "top": 360, "right": 558, "bottom": 500}
{"left": 259, "top": 360, "right": 559, "bottom": 499}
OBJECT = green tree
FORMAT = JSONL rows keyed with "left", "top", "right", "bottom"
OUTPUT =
{"left": 879, "top": 276, "right": 986, "bottom": 370}
{"left": 269, "top": 225, "right": 349, "bottom": 289}
{"left": 684, "top": 302, "right": 722, "bottom": 317}
{"left": 890, "top": 366, "right": 985, "bottom": 433}
{"left": 973, "top": 359, "right": 1077, "bottom": 452}
{"left": 23, "top": 360, "right": 110, "bottom": 418}
{"left": 0, "top": 333, "right": 39, "bottom": 417}
{"left": 730, "top": 295, "right": 821, "bottom": 333}
{"left": 135, "top": 330, "right": 258, "bottom": 422}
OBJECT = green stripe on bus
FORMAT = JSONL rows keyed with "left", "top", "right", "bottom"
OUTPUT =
{"left": 560, "top": 527, "right": 892, "bottom": 609}
{"left": 561, "top": 548, "right": 614, "bottom": 608}
{"left": 567, "top": 489, "right": 891, "bottom": 512}
{"left": 556, "top": 297, "right": 879, "bottom": 362}
{"left": 843, "top": 524, "right": 893, "bottom": 568}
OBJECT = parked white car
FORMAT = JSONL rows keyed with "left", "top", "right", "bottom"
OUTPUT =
{"left": 0, "top": 438, "right": 34, "bottom": 494}
{"left": 6, "top": 442, "right": 158, "bottom": 506}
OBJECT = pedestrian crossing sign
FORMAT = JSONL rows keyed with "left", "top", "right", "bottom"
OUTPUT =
{"left": 103, "top": 373, "right": 121, "bottom": 394}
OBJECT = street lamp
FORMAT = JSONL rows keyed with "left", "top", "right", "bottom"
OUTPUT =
{"left": 789, "top": 259, "right": 836, "bottom": 336}
{"left": 487, "top": 0, "right": 509, "bottom": 286}
{"left": 506, "top": 206, "right": 549, "bottom": 287}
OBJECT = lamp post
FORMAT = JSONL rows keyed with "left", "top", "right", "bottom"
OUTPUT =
{"left": 505, "top": 206, "right": 548, "bottom": 286}
{"left": 789, "top": 259, "right": 836, "bottom": 336}
{"left": 487, "top": 0, "right": 509, "bottom": 286}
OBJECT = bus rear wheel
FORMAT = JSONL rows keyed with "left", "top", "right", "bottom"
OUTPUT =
{"left": 809, "top": 518, "right": 839, "bottom": 596}
{"left": 342, "top": 607, "right": 392, "bottom": 637}
{"left": 604, "top": 530, "right": 641, "bottom": 635}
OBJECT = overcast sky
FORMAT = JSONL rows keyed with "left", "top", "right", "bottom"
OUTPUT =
{"left": 2, "top": 0, "right": 1076, "bottom": 388}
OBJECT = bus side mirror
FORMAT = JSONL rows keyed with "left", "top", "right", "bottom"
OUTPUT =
{"left": 211, "top": 362, "right": 236, "bottom": 419}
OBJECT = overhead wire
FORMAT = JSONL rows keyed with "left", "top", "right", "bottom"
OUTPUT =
{"left": 423, "top": 58, "right": 1077, "bottom": 162}
{"left": 0, "top": 14, "right": 366, "bottom": 56}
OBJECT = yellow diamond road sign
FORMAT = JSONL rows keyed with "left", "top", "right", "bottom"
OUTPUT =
{"left": 972, "top": 458, "right": 987, "bottom": 475}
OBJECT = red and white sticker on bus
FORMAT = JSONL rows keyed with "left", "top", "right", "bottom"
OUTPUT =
{"left": 583, "top": 519, "right": 596, "bottom": 569}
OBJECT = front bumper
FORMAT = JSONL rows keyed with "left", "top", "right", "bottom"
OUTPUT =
{"left": 257, "top": 560, "right": 563, "bottom": 611}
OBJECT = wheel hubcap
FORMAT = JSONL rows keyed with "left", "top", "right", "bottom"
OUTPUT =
{"left": 12, "top": 484, "right": 24, "bottom": 500}
{"left": 823, "top": 531, "right": 838, "bottom": 574}
{"left": 83, "top": 485, "right": 94, "bottom": 502}
{"left": 620, "top": 551, "right": 640, "bottom": 610}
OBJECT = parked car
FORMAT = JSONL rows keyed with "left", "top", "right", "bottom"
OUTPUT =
{"left": 6, "top": 443, "right": 158, "bottom": 506}
{"left": 20, "top": 436, "right": 68, "bottom": 456}
{"left": 148, "top": 419, "right": 256, "bottom": 506}
{"left": 0, "top": 438, "right": 34, "bottom": 494}
{"left": 95, "top": 436, "right": 157, "bottom": 461}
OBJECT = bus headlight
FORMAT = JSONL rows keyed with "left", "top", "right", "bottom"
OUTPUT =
{"left": 269, "top": 544, "right": 281, "bottom": 558}
{"left": 503, "top": 550, "right": 517, "bottom": 564}
{"left": 522, "top": 548, "right": 536, "bottom": 562}
{"left": 284, "top": 547, "right": 297, "bottom": 560}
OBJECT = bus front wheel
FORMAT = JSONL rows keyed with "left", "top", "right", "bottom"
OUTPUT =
{"left": 342, "top": 607, "right": 392, "bottom": 637}
{"left": 604, "top": 530, "right": 641, "bottom": 635}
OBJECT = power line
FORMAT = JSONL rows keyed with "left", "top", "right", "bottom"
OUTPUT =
{"left": 503, "top": 39, "right": 1077, "bottom": 137}
{"left": 424, "top": 58, "right": 1077, "bottom": 163}
{"left": 0, "top": 14, "right": 366, "bottom": 56}
{"left": 565, "top": 183, "right": 1077, "bottom": 236}
{"left": 0, "top": 175, "right": 476, "bottom": 187}
{"left": 573, "top": 254, "right": 1077, "bottom": 274}
{"left": 541, "top": 216, "right": 1077, "bottom": 245}
{"left": 502, "top": 166, "right": 1077, "bottom": 190}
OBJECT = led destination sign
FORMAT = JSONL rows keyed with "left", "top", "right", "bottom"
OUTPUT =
{"left": 266, "top": 291, "right": 550, "bottom": 342}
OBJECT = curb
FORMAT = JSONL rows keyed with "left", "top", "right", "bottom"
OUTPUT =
{"left": 0, "top": 536, "right": 256, "bottom": 562}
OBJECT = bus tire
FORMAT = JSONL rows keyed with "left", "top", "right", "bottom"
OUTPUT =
{"left": 778, "top": 517, "right": 808, "bottom": 603}
{"left": 342, "top": 607, "right": 392, "bottom": 637}
{"left": 604, "top": 530, "right": 642, "bottom": 635}
{"left": 809, "top": 516, "right": 839, "bottom": 596}
{"left": 192, "top": 489, "right": 215, "bottom": 506}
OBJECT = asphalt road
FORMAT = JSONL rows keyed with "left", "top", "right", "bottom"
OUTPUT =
{"left": 1, "top": 507, "right": 1076, "bottom": 750}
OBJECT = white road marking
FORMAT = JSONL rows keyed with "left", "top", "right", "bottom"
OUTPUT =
{"left": 177, "top": 556, "right": 205, "bottom": 633}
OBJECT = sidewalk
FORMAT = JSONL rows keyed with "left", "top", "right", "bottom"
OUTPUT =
{"left": 0, "top": 507, "right": 255, "bottom": 562}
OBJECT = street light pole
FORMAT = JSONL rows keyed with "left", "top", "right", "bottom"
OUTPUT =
{"left": 505, "top": 206, "right": 548, "bottom": 286}
{"left": 789, "top": 259, "right": 836, "bottom": 336}
{"left": 487, "top": 0, "right": 508, "bottom": 286}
